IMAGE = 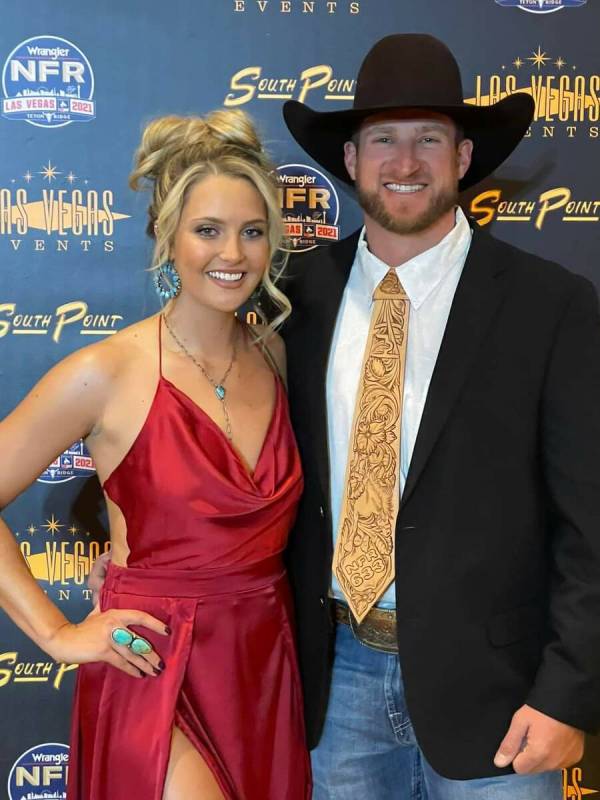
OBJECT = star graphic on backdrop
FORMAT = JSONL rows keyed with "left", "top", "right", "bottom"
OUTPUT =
{"left": 27, "top": 525, "right": 37, "bottom": 536}
{"left": 68, "top": 525, "right": 78, "bottom": 536}
{"left": 42, "top": 514, "right": 63, "bottom": 535}
{"left": 22, "top": 171, "right": 33, "bottom": 183}
{"left": 38, "top": 160, "right": 62, "bottom": 183}
{"left": 529, "top": 46, "right": 551, "bottom": 71}
{"left": 513, "top": 57, "right": 524, "bottom": 69}
{"left": 66, "top": 171, "right": 77, "bottom": 185}
{"left": 555, "top": 57, "right": 566, "bottom": 70}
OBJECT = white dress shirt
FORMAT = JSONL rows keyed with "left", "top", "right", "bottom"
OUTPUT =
{"left": 326, "top": 208, "right": 473, "bottom": 608}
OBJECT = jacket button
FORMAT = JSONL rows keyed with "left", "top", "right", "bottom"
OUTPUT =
{"left": 319, "top": 596, "right": 326, "bottom": 607}
{"left": 319, "top": 506, "right": 325, "bottom": 518}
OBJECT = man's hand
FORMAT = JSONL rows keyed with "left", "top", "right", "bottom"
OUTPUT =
{"left": 88, "top": 550, "right": 111, "bottom": 606}
{"left": 494, "top": 704, "right": 584, "bottom": 773}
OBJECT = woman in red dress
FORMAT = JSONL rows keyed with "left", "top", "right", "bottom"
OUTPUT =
{"left": 0, "top": 110, "right": 311, "bottom": 799}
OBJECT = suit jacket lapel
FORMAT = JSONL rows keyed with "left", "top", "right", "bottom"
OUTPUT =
{"left": 308, "top": 232, "right": 359, "bottom": 504}
{"left": 402, "top": 229, "right": 508, "bottom": 505}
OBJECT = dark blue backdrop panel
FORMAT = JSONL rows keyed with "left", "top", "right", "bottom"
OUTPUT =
{"left": 0, "top": 2, "right": 598, "bottom": 798}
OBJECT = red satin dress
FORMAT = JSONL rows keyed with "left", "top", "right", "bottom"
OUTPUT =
{"left": 67, "top": 319, "right": 311, "bottom": 800}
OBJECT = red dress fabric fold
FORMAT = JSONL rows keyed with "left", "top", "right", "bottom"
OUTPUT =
{"left": 67, "top": 329, "right": 311, "bottom": 800}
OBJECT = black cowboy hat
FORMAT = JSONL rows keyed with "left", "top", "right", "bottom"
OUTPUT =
{"left": 283, "top": 33, "right": 534, "bottom": 191}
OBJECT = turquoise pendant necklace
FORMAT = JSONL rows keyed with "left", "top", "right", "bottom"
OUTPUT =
{"left": 162, "top": 313, "right": 238, "bottom": 440}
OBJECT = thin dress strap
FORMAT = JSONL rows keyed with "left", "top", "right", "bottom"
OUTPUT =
{"left": 246, "top": 324, "right": 284, "bottom": 383}
{"left": 158, "top": 314, "right": 164, "bottom": 377}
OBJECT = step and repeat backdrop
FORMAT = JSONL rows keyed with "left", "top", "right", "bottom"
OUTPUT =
{"left": 0, "top": 0, "right": 599, "bottom": 797}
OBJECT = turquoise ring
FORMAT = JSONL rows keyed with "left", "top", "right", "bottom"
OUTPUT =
{"left": 111, "top": 627, "right": 134, "bottom": 647}
{"left": 130, "top": 636, "right": 153, "bottom": 655}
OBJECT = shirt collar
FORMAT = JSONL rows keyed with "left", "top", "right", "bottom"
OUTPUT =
{"left": 355, "top": 207, "right": 472, "bottom": 310}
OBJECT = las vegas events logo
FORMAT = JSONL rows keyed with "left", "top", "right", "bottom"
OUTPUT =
{"left": 495, "top": 0, "right": 587, "bottom": 12}
{"left": 2, "top": 35, "right": 95, "bottom": 128}
{"left": 232, "top": 1, "right": 360, "bottom": 13}
{"left": 466, "top": 46, "right": 599, "bottom": 140}
{"left": 0, "top": 160, "right": 130, "bottom": 254}
{"left": 16, "top": 512, "right": 109, "bottom": 602}
{"left": 562, "top": 766, "right": 598, "bottom": 797}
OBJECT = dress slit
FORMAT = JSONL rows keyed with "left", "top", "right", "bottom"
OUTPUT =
{"left": 173, "top": 695, "right": 237, "bottom": 799}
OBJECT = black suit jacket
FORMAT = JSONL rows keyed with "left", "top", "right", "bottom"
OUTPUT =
{"left": 281, "top": 225, "right": 600, "bottom": 779}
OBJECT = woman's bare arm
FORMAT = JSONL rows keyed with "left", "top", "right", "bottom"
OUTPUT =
{"left": 0, "top": 347, "right": 109, "bottom": 648}
{"left": 0, "top": 344, "right": 167, "bottom": 675}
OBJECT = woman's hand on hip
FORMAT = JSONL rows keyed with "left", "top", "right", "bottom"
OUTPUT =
{"left": 46, "top": 606, "right": 171, "bottom": 678}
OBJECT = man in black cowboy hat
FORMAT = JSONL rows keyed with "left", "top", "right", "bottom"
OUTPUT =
{"left": 281, "top": 33, "right": 600, "bottom": 798}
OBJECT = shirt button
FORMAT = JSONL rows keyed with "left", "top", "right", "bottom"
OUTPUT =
{"left": 319, "top": 506, "right": 325, "bottom": 518}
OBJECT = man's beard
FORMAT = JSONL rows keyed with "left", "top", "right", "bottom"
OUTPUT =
{"left": 355, "top": 182, "right": 458, "bottom": 235}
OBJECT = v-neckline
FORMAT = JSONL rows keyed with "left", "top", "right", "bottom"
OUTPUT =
{"left": 161, "top": 374, "right": 280, "bottom": 482}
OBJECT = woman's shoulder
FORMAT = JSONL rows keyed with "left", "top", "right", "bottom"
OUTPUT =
{"left": 247, "top": 323, "right": 286, "bottom": 380}
{"left": 60, "top": 315, "right": 160, "bottom": 386}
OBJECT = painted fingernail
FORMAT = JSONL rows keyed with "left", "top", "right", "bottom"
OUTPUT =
{"left": 159, "top": 660, "right": 166, "bottom": 670}
{"left": 138, "top": 669, "right": 146, "bottom": 678}
{"left": 153, "top": 666, "right": 162, "bottom": 676}
{"left": 165, "top": 626, "right": 172, "bottom": 635}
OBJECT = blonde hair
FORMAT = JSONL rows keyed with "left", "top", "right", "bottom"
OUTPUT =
{"left": 129, "top": 110, "right": 290, "bottom": 329}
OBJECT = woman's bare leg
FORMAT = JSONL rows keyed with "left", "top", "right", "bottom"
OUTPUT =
{"left": 163, "top": 725, "right": 226, "bottom": 800}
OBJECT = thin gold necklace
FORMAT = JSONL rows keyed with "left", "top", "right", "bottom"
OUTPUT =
{"left": 162, "top": 313, "right": 238, "bottom": 440}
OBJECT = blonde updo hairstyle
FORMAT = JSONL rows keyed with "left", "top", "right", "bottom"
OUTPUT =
{"left": 129, "top": 110, "right": 290, "bottom": 328}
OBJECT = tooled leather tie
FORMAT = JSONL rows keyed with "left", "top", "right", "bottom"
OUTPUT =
{"left": 332, "top": 269, "right": 409, "bottom": 623}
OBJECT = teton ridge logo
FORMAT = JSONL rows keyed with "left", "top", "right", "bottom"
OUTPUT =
{"left": 495, "top": 0, "right": 587, "bottom": 13}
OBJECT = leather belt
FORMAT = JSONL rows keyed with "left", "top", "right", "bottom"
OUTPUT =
{"left": 333, "top": 599, "right": 398, "bottom": 654}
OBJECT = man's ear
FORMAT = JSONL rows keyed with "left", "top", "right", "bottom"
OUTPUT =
{"left": 344, "top": 140, "right": 357, "bottom": 181}
{"left": 457, "top": 138, "right": 473, "bottom": 180}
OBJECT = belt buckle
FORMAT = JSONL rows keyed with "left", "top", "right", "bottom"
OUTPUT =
{"left": 348, "top": 607, "right": 398, "bottom": 655}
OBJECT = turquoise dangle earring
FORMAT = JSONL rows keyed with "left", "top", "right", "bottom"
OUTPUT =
{"left": 154, "top": 261, "right": 182, "bottom": 301}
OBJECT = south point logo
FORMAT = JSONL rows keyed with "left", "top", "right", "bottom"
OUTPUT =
{"left": 2, "top": 35, "right": 95, "bottom": 128}
{"left": 0, "top": 300, "right": 124, "bottom": 342}
{"left": 7, "top": 743, "right": 69, "bottom": 800}
{"left": 0, "top": 653, "right": 76, "bottom": 692}
{"left": 495, "top": 0, "right": 587, "bottom": 12}
{"left": 277, "top": 164, "right": 339, "bottom": 252}
{"left": 225, "top": 64, "right": 354, "bottom": 107}
{"left": 470, "top": 186, "right": 600, "bottom": 229}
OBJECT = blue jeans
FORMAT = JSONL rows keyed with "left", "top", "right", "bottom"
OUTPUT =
{"left": 312, "top": 623, "right": 562, "bottom": 799}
